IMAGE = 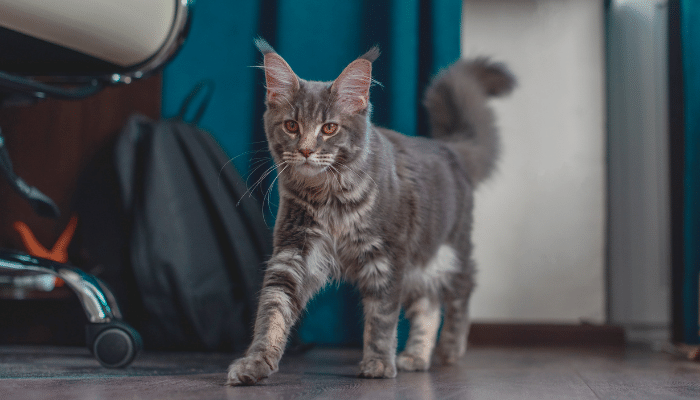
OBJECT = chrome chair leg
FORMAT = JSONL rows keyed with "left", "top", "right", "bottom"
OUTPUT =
{"left": 0, "top": 248, "right": 115, "bottom": 322}
{"left": 0, "top": 248, "right": 142, "bottom": 367}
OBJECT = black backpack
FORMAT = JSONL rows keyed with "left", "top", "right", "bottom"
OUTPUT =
{"left": 72, "top": 82, "right": 271, "bottom": 351}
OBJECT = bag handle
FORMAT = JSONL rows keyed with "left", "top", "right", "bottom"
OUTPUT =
{"left": 175, "top": 80, "right": 215, "bottom": 125}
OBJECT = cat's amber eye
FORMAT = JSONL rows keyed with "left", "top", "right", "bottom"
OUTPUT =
{"left": 284, "top": 120, "right": 299, "bottom": 133}
{"left": 322, "top": 123, "right": 338, "bottom": 136}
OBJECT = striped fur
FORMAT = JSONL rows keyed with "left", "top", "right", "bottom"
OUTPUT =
{"left": 227, "top": 39, "right": 515, "bottom": 385}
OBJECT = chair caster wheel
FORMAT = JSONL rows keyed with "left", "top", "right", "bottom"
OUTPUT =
{"left": 86, "top": 320, "right": 143, "bottom": 368}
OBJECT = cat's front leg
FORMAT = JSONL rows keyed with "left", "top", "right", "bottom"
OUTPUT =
{"left": 357, "top": 257, "right": 401, "bottom": 379}
{"left": 227, "top": 247, "right": 329, "bottom": 386}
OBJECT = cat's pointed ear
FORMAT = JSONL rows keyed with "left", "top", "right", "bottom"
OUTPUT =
{"left": 256, "top": 39, "right": 299, "bottom": 106}
{"left": 332, "top": 46, "right": 379, "bottom": 114}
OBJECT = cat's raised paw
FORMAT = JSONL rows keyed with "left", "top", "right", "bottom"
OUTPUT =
{"left": 226, "top": 353, "right": 277, "bottom": 386}
{"left": 359, "top": 358, "right": 397, "bottom": 379}
{"left": 396, "top": 352, "right": 430, "bottom": 371}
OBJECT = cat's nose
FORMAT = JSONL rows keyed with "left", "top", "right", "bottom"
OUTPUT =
{"left": 299, "top": 148, "right": 313, "bottom": 158}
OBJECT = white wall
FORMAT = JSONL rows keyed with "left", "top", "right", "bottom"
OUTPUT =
{"left": 463, "top": 0, "right": 607, "bottom": 323}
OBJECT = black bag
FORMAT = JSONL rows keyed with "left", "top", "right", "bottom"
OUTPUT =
{"left": 72, "top": 82, "right": 271, "bottom": 351}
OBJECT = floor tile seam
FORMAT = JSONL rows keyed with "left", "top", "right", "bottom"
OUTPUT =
{"left": 573, "top": 368, "right": 603, "bottom": 400}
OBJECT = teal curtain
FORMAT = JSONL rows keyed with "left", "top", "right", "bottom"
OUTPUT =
{"left": 681, "top": 0, "right": 700, "bottom": 344}
{"left": 162, "top": 0, "right": 462, "bottom": 346}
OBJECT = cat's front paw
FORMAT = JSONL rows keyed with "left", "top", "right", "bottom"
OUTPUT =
{"left": 359, "top": 358, "right": 397, "bottom": 379}
{"left": 226, "top": 353, "right": 277, "bottom": 386}
{"left": 396, "top": 352, "right": 430, "bottom": 371}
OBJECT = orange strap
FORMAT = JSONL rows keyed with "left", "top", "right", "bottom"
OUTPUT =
{"left": 13, "top": 215, "right": 78, "bottom": 264}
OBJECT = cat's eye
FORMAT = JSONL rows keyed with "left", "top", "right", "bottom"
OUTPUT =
{"left": 284, "top": 120, "right": 299, "bottom": 133}
{"left": 322, "top": 123, "right": 338, "bottom": 136}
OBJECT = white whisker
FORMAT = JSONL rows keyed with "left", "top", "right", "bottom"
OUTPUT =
{"left": 218, "top": 148, "right": 269, "bottom": 191}
{"left": 327, "top": 165, "right": 343, "bottom": 189}
{"left": 262, "top": 164, "right": 290, "bottom": 227}
{"left": 245, "top": 158, "right": 275, "bottom": 187}
{"left": 237, "top": 161, "right": 288, "bottom": 207}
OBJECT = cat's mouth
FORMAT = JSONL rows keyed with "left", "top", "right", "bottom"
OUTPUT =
{"left": 294, "top": 161, "right": 326, "bottom": 176}
{"left": 281, "top": 151, "right": 333, "bottom": 177}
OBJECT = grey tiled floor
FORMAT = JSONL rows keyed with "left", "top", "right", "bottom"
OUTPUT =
{"left": 3, "top": 345, "right": 700, "bottom": 399}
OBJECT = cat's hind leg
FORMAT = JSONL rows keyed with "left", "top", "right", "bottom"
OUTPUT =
{"left": 435, "top": 267, "right": 474, "bottom": 365}
{"left": 396, "top": 296, "right": 441, "bottom": 371}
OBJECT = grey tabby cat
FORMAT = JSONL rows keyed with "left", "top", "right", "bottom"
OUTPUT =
{"left": 227, "top": 39, "right": 515, "bottom": 386}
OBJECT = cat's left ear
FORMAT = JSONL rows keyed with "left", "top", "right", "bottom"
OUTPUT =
{"left": 255, "top": 38, "right": 300, "bottom": 106}
{"left": 331, "top": 46, "right": 379, "bottom": 114}
{"left": 263, "top": 53, "right": 300, "bottom": 106}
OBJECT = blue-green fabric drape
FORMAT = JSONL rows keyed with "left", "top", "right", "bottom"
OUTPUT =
{"left": 162, "top": 0, "right": 462, "bottom": 346}
{"left": 681, "top": 0, "right": 700, "bottom": 344}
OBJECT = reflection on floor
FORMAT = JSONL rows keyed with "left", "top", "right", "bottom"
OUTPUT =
{"left": 3, "top": 345, "right": 700, "bottom": 399}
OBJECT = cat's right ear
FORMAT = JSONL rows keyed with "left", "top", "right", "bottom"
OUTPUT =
{"left": 256, "top": 39, "right": 299, "bottom": 106}
{"left": 331, "top": 46, "right": 379, "bottom": 114}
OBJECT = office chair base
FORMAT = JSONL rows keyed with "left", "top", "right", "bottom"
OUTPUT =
{"left": 0, "top": 248, "right": 142, "bottom": 367}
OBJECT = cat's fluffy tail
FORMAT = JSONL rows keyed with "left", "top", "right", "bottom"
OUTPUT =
{"left": 423, "top": 58, "right": 516, "bottom": 185}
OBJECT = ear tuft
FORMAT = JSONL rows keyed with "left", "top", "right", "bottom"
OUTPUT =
{"left": 332, "top": 59, "right": 373, "bottom": 114}
{"left": 359, "top": 45, "right": 380, "bottom": 63}
{"left": 254, "top": 37, "right": 275, "bottom": 55}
